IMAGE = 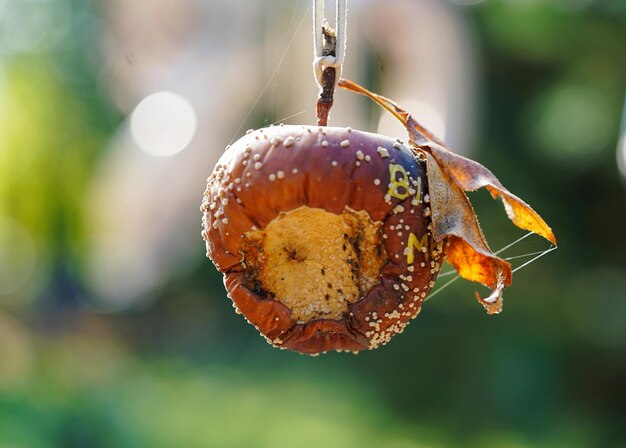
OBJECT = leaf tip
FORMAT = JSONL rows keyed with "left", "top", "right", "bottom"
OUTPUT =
{"left": 475, "top": 290, "right": 503, "bottom": 315}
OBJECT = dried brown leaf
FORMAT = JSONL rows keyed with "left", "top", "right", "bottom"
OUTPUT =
{"left": 338, "top": 77, "right": 556, "bottom": 312}
{"left": 427, "top": 153, "right": 511, "bottom": 292}
{"left": 338, "top": 78, "right": 557, "bottom": 246}
{"left": 425, "top": 144, "right": 557, "bottom": 246}
{"left": 474, "top": 265, "right": 507, "bottom": 315}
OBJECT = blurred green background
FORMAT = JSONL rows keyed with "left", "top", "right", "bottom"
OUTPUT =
{"left": 1, "top": 0, "right": 625, "bottom": 447}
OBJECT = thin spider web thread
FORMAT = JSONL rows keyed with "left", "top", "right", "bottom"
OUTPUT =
{"left": 229, "top": 0, "right": 312, "bottom": 145}
{"left": 424, "top": 232, "right": 557, "bottom": 302}
{"left": 435, "top": 232, "right": 538, "bottom": 278}
{"left": 268, "top": 110, "right": 307, "bottom": 127}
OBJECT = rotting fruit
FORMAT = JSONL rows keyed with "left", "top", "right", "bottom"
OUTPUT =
{"left": 201, "top": 78, "right": 556, "bottom": 355}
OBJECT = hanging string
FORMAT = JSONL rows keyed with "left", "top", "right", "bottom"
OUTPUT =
{"left": 313, "top": 0, "right": 348, "bottom": 126}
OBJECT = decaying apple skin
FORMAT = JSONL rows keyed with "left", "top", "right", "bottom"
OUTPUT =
{"left": 201, "top": 125, "right": 443, "bottom": 355}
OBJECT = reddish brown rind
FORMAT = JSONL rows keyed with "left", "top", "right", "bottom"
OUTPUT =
{"left": 202, "top": 125, "right": 442, "bottom": 354}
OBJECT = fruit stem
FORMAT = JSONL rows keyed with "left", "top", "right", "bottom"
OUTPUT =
{"left": 317, "top": 66, "right": 336, "bottom": 126}
{"left": 316, "top": 25, "right": 337, "bottom": 126}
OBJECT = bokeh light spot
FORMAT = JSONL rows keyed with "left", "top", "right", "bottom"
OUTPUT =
{"left": 130, "top": 91, "right": 197, "bottom": 157}
{"left": 617, "top": 95, "right": 626, "bottom": 182}
{"left": 617, "top": 133, "right": 626, "bottom": 181}
{"left": 526, "top": 84, "right": 614, "bottom": 167}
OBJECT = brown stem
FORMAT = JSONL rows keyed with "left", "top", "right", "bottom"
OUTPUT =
{"left": 316, "top": 67, "right": 336, "bottom": 126}
{"left": 316, "top": 25, "right": 337, "bottom": 127}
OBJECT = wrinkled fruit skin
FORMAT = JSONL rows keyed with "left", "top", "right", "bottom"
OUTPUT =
{"left": 201, "top": 125, "right": 443, "bottom": 355}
